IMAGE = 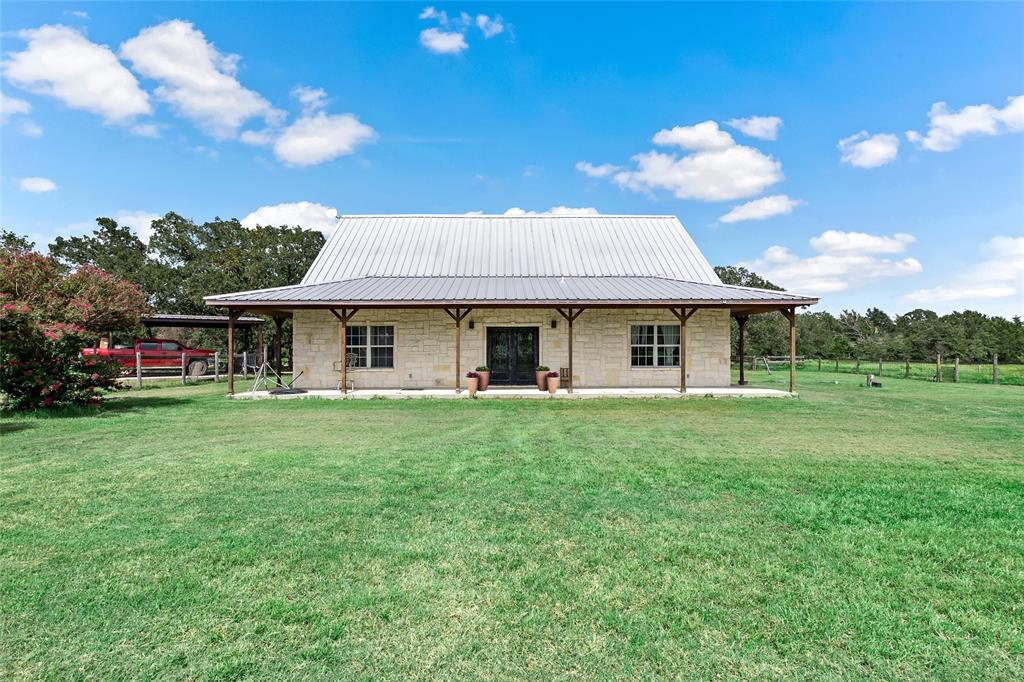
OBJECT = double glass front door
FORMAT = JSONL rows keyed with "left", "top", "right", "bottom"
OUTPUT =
{"left": 486, "top": 327, "right": 539, "bottom": 385}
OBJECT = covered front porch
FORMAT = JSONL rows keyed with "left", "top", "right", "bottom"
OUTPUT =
{"left": 213, "top": 300, "right": 811, "bottom": 397}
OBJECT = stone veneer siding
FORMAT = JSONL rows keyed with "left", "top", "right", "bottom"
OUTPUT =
{"left": 291, "top": 308, "right": 731, "bottom": 389}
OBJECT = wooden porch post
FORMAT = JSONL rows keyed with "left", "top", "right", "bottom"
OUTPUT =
{"left": 330, "top": 308, "right": 359, "bottom": 393}
{"left": 256, "top": 321, "right": 265, "bottom": 368}
{"left": 227, "top": 309, "right": 240, "bottom": 394}
{"left": 669, "top": 307, "right": 698, "bottom": 393}
{"left": 555, "top": 308, "right": 585, "bottom": 393}
{"left": 443, "top": 308, "right": 473, "bottom": 393}
{"left": 273, "top": 317, "right": 284, "bottom": 386}
{"left": 736, "top": 315, "right": 748, "bottom": 386}
{"left": 781, "top": 307, "right": 797, "bottom": 393}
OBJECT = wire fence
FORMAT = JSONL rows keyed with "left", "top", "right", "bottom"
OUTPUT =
{"left": 734, "top": 357, "right": 1023, "bottom": 386}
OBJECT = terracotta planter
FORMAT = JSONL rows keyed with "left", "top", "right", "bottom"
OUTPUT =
{"left": 536, "top": 370, "right": 548, "bottom": 391}
{"left": 547, "top": 376, "right": 559, "bottom": 395}
{"left": 467, "top": 376, "right": 478, "bottom": 397}
{"left": 477, "top": 371, "right": 490, "bottom": 391}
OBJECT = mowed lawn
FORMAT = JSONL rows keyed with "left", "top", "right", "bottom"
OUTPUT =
{"left": 1, "top": 374, "right": 1022, "bottom": 679}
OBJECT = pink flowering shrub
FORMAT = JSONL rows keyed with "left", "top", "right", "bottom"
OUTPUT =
{"left": 0, "top": 302, "right": 121, "bottom": 411}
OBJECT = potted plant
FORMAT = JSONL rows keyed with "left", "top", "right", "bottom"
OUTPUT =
{"left": 466, "top": 371, "right": 479, "bottom": 397}
{"left": 546, "top": 370, "right": 560, "bottom": 395}
{"left": 535, "top": 365, "right": 550, "bottom": 391}
{"left": 475, "top": 365, "right": 490, "bottom": 391}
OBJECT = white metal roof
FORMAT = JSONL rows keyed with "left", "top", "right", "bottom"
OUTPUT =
{"left": 300, "top": 215, "right": 722, "bottom": 284}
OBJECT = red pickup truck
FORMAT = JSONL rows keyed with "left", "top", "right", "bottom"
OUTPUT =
{"left": 83, "top": 338, "right": 215, "bottom": 376}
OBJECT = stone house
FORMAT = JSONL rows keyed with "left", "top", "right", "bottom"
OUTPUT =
{"left": 205, "top": 215, "right": 816, "bottom": 393}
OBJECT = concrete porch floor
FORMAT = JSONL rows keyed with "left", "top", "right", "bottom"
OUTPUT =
{"left": 231, "top": 386, "right": 794, "bottom": 400}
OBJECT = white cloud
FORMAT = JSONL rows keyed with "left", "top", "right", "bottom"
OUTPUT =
{"left": 241, "top": 201, "right": 340, "bottom": 233}
{"left": 115, "top": 210, "right": 161, "bottom": 242}
{"left": 191, "top": 145, "right": 219, "bottom": 160}
{"left": 738, "top": 230, "right": 922, "bottom": 294}
{"left": 476, "top": 14, "right": 505, "bottom": 38}
{"left": 19, "top": 176, "right": 58, "bottom": 193}
{"left": 613, "top": 146, "right": 783, "bottom": 202}
{"left": 503, "top": 206, "right": 600, "bottom": 216}
{"left": 130, "top": 123, "right": 160, "bottom": 138}
{"left": 652, "top": 120, "right": 734, "bottom": 150}
{"left": 291, "top": 85, "right": 328, "bottom": 114}
{"left": 18, "top": 120, "right": 43, "bottom": 137}
{"left": 907, "top": 95, "right": 1024, "bottom": 152}
{"left": 239, "top": 128, "right": 273, "bottom": 146}
{"left": 593, "top": 119, "right": 784, "bottom": 202}
{"left": 904, "top": 236, "right": 1023, "bottom": 306}
{"left": 726, "top": 115, "right": 782, "bottom": 141}
{"left": 718, "top": 195, "right": 804, "bottom": 224}
{"left": 809, "top": 230, "right": 915, "bottom": 255}
{"left": 419, "top": 28, "right": 468, "bottom": 54}
{"left": 273, "top": 111, "right": 376, "bottom": 167}
{"left": 120, "top": 20, "right": 278, "bottom": 139}
{"left": 575, "top": 161, "right": 619, "bottom": 178}
{"left": 65, "top": 10, "right": 89, "bottom": 19}
{"left": 0, "top": 92, "right": 32, "bottom": 122}
{"left": 3, "top": 25, "right": 151, "bottom": 124}
{"left": 419, "top": 7, "right": 448, "bottom": 23}
{"left": 838, "top": 131, "right": 900, "bottom": 168}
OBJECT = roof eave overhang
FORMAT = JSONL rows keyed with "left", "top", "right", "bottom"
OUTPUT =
{"left": 204, "top": 298, "right": 818, "bottom": 309}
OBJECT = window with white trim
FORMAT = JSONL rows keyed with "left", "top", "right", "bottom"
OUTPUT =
{"left": 345, "top": 325, "right": 395, "bottom": 368}
{"left": 630, "top": 324, "right": 680, "bottom": 367}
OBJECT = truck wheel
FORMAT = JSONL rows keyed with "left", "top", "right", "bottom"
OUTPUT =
{"left": 187, "top": 360, "right": 208, "bottom": 377}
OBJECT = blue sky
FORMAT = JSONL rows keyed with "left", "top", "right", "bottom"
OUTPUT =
{"left": 2, "top": 2, "right": 1022, "bottom": 316}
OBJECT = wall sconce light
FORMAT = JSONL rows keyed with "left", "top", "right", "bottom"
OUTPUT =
{"left": 550, "top": 319, "right": 558, "bottom": 329}
{"left": 468, "top": 320, "right": 475, "bottom": 330}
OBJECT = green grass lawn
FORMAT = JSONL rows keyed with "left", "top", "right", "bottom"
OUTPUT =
{"left": 2, "top": 374, "right": 1022, "bottom": 679}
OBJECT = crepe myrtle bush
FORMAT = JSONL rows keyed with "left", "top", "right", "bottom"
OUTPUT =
{"left": 0, "top": 302, "right": 122, "bottom": 411}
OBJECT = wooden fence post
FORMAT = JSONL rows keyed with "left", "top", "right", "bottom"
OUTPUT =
{"left": 936, "top": 353, "right": 942, "bottom": 382}
{"left": 878, "top": 358, "right": 883, "bottom": 376}
{"left": 954, "top": 357, "right": 960, "bottom": 383}
{"left": 855, "top": 359, "right": 860, "bottom": 373}
{"left": 242, "top": 351, "right": 248, "bottom": 379}
{"left": 136, "top": 351, "right": 142, "bottom": 388}
{"left": 181, "top": 352, "right": 186, "bottom": 385}
{"left": 993, "top": 354, "right": 999, "bottom": 385}
{"left": 817, "top": 358, "right": 822, "bottom": 372}
{"left": 214, "top": 352, "right": 220, "bottom": 381}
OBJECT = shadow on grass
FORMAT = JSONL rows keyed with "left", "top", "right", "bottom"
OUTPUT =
{"left": 0, "top": 421, "right": 35, "bottom": 433}
{"left": 4, "top": 396, "right": 195, "bottom": 421}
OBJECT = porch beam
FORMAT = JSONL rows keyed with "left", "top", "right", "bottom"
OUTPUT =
{"left": 442, "top": 308, "right": 473, "bottom": 393}
{"left": 669, "top": 307, "right": 697, "bottom": 393}
{"left": 555, "top": 308, "right": 585, "bottom": 393}
{"left": 330, "top": 308, "right": 359, "bottom": 393}
{"left": 780, "top": 307, "right": 797, "bottom": 393}
{"left": 736, "top": 314, "right": 748, "bottom": 386}
{"left": 226, "top": 309, "right": 241, "bottom": 394}
{"left": 256, "top": 321, "right": 265, "bottom": 369}
{"left": 273, "top": 316, "right": 284, "bottom": 387}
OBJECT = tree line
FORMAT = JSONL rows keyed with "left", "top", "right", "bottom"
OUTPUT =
{"left": 715, "top": 266, "right": 1023, "bottom": 364}
{"left": 3, "top": 222, "right": 1020, "bottom": 364}
{"left": 2, "top": 213, "right": 325, "bottom": 352}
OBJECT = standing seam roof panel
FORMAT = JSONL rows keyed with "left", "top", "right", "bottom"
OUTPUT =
{"left": 298, "top": 215, "right": 723, "bottom": 284}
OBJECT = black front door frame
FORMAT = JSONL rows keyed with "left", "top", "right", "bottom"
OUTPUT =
{"left": 486, "top": 326, "right": 540, "bottom": 385}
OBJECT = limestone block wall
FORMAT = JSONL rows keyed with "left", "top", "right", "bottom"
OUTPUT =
{"left": 291, "top": 307, "right": 731, "bottom": 389}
